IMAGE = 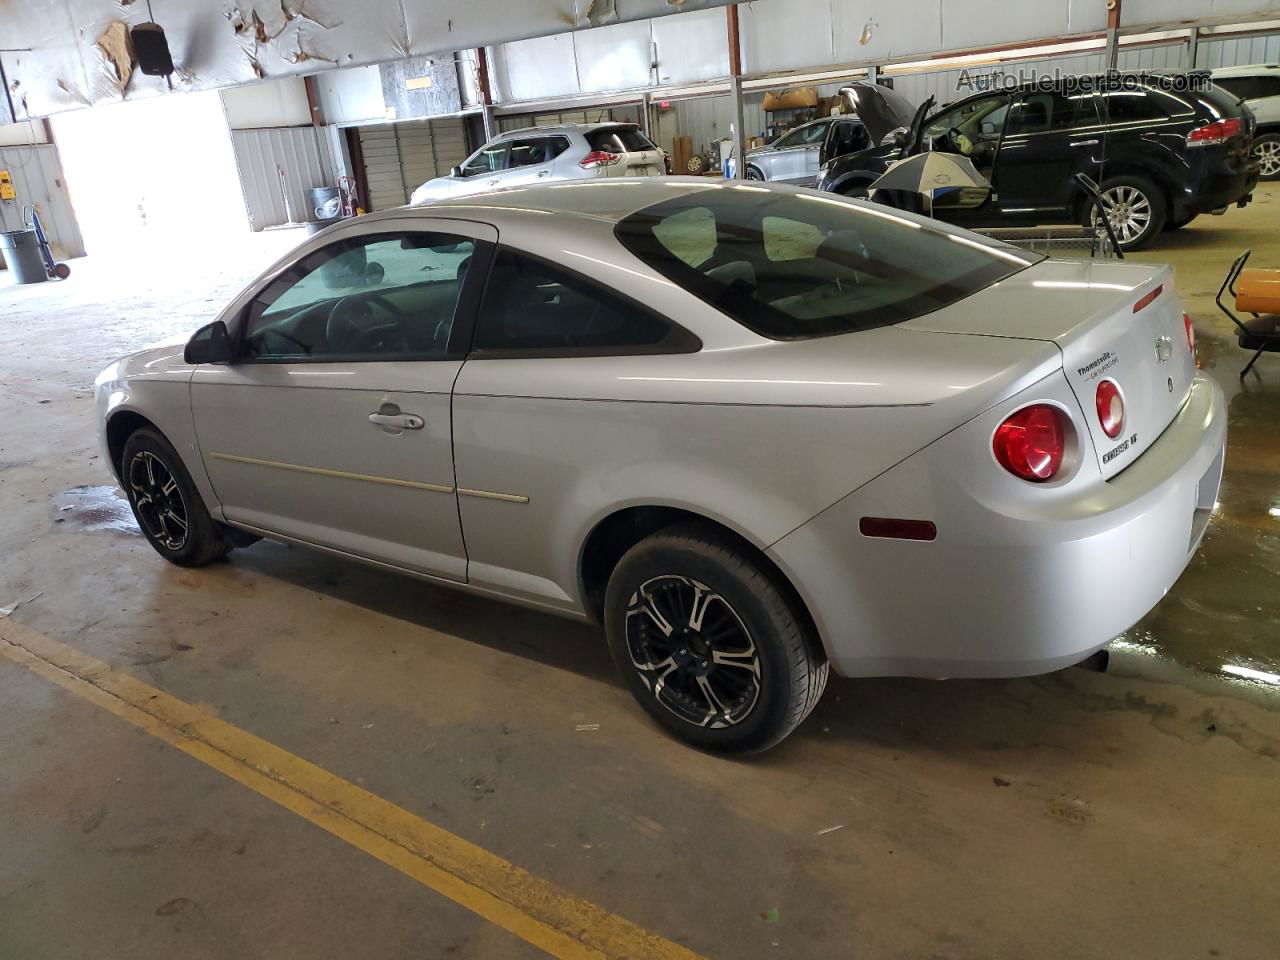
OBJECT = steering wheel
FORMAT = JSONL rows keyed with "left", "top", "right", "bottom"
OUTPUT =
{"left": 325, "top": 294, "right": 409, "bottom": 354}
{"left": 949, "top": 127, "right": 974, "bottom": 156}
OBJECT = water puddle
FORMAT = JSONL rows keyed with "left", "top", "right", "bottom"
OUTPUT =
{"left": 51, "top": 485, "right": 139, "bottom": 536}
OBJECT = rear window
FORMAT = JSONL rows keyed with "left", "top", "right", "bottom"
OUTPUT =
{"left": 1214, "top": 75, "right": 1280, "bottom": 102}
{"left": 587, "top": 126, "right": 657, "bottom": 154}
{"left": 615, "top": 188, "right": 1037, "bottom": 340}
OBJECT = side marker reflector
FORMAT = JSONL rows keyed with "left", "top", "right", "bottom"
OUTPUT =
{"left": 1133, "top": 285, "right": 1164, "bottom": 313}
{"left": 859, "top": 517, "right": 938, "bottom": 541}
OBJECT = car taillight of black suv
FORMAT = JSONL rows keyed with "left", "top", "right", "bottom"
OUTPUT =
{"left": 817, "top": 73, "right": 1261, "bottom": 250}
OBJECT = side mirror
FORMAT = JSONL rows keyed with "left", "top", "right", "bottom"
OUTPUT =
{"left": 891, "top": 129, "right": 909, "bottom": 148}
{"left": 184, "top": 320, "right": 234, "bottom": 365}
{"left": 450, "top": 165, "right": 463, "bottom": 178}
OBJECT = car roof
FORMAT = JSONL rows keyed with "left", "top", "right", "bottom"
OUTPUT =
{"left": 1211, "top": 63, "right": 1280, "bottom": 78}
{"left": 495, "top": 121, "right": 637, "bottom": 139}
{"left": 401, "top": 178, "right": 717, "bottom": 224}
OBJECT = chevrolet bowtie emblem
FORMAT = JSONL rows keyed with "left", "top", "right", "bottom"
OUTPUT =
{"left": 1155, "top": 336, "right": 1173, "bottom": 363}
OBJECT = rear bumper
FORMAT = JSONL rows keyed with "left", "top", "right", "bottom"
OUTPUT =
{"left": 1176, "top": 166, "right": 1260, "bottom": 218}
{"left": 768, "top": 375, "right": 1227, "bottom": 679}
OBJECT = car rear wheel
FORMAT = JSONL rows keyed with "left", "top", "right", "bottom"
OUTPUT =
{"left": 603, "top": 525, "right": 828, "bottom": 753}
{"left": 121, "top": 427, "right": 230, "bottom": 567}
{"left": 1253, "top": 133, "right": 1280, "bottom": 181}
{"left": 1087, "top": 176, "right": 1167, "bottom": 251}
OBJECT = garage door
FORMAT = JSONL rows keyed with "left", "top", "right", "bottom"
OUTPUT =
{"left": 357, "top": 118, "right": 469, "bottom": 211}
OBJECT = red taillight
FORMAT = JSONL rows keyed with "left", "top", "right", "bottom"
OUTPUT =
{"left": 1187, "top": 117, "right": 1242, "bottom": 147}
{"left": 1095, "top": 380, "right": 1125, "bottom": 439}
{"left": 579, "top": 150, "right": 621, "bottom": 168}
{"left": 993, "top": 405, "right": 1067, "bottom": 482}
{"left": 1184, "top": 312, "right": 1196, "bottom": 353}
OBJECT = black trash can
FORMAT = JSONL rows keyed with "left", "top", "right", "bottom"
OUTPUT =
{"left": 0, "top": 229, "right": 48, "bottom": 284}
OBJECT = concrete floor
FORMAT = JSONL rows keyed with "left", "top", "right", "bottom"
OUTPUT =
{"left": 2, "top": 192, "right": 1279, "bottom": 960}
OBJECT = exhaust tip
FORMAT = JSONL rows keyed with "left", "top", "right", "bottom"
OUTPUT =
{"left": 1074, "top": 650, "right": 1110, "bottom": 673}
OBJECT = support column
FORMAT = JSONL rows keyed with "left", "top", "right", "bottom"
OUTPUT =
{"left": 726, "top": 3, "right": 745, "bottom": 179}
{"left": 1187, "top": 27, "right": 1200, "bottom": 69}
{"left": 476, "top": 47, "right": 496, "bottom": 141}
{"left": 1105, "top": 0, "right": 1122, "bottom": 70}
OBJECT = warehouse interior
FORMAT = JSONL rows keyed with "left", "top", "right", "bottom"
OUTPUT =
{"left": 3, "top": 1, "right": 1280, "bottom": 957}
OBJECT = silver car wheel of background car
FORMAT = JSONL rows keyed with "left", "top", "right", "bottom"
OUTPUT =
{"left": 1253, "top": 137, "right": 1280, "bottom": 179}
{"left": 1095, "top": 185, "right": 1153, "bottom": 246}
{"left": 128, "top": 451, "right": 190, "bottom": 552}
{"left": 625, "top": 575, "right": 762, "bottom": 728}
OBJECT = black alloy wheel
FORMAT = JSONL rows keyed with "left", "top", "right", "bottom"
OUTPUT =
{"left": 624, "top": 574, "right": 762, "bottom": 728}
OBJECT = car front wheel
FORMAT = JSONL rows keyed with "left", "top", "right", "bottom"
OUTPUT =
{"left": 604, "top": 525, "right": 828, "bottom": 753}
{"left": 745, "top": 165, "right": 766, "bottom": 181}
{"left": 1253, "top": 133, "right": 1280, "bottom": 181}
{"left": 121, "top": 427, "right": 230, "bottom": 567}
{"left": 1087, "top": 176, "right": 1167, "bottom": 250}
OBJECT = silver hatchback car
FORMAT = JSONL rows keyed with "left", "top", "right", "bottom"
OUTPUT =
{"left": 410, "top": 122, "right": 665, "bottom": 204}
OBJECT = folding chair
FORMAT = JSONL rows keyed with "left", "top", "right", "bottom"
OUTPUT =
{"left": 1216, "top": 250, "right": 1280, "bottom": 378}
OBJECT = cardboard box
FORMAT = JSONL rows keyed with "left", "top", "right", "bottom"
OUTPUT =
{"left": 763, "top": 87, "right": 819, "bottom": 112}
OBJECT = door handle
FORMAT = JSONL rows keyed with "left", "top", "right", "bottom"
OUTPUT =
{"left": 369, "top": 412, "right": 424, "bottom": 430}
{"left": 537, "top": 170, "right": 551, "bottom": 178}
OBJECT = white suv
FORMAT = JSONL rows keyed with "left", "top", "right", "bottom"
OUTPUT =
{"left": 411, "top": 123, "right": 666, "bottom": 204}
{"left": 1212, "top": 64, "right": 1280, "bottom": 180}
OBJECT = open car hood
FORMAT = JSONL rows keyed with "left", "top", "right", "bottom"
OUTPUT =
{"left": 836, "top": 82, "right": 918, "bottom": 146}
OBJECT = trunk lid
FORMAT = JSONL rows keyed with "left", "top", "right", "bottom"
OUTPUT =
{"left": 611, "top": 149, "right": 665, "bottom": 177}
{"left": 902, "top": 259, "right": 1196, "bottom": 479}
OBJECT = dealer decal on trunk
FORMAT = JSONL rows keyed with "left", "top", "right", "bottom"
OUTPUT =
{"left": 1077, "top": 351, "right": 1119, "bottom": 381}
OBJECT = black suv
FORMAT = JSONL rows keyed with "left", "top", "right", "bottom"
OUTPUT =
{"left": 817, "top": 74, "right": 1260, "bottom": 250}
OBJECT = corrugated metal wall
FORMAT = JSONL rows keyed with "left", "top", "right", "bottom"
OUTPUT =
{"left": 358, "top": 118, "right": 470, "bottom": 211}
{"left": 231, "top": 127, "right": 339, "bottom": 230}
{"left": 0, "top": 143, "right": 85, "bottom": 260}
{"left": 1198, "top": 33, "right": 1280, "bottom": 68}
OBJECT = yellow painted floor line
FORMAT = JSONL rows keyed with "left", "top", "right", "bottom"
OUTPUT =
{"left": 0, "top": 621, "right": 705, "bottom": 960}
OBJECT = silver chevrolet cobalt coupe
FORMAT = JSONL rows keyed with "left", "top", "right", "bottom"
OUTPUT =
{"left": 96, "top": 179, "right": 1225, "bottom": 752}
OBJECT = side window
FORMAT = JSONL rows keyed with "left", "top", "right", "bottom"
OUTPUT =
{"left": 1007, "top": 92, "right": 1092, "bottom": 135}
{"left": 1102, "top": 91, "right": 1170, "bottom": 123}
{"left": 545, "top": 136, "right": 571, "bottom": 159}
{"left": 461, "top": 143, "right": 509, "bottom": 177}
{"left": 763, "top": 216, "right": 825, "bottom": 262}
{"left": 508, "top": 138, "right": 552, "bottom": 168}
{"left": 244, "top": 233, "right": 475, "bottom": 361}
{"left": 473, "top": 249, "right": 696, "bottom": 354}
{"left": 924, "top": 96, "right": 1011, "bottom": 144}
{"left": 800, "top": 122, "right": 831, "bottom": 145}
{"left": 652, "top": 205, "right": 717, "bottom": 268}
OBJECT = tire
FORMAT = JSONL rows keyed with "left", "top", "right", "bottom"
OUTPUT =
{"left": 1165, "top": 213, "right": 1197, "bottom": 231}
{"left": 120, "top": 427, "right": 230, "bottom": 567}
{"left": 1086, "top": 175, "right": 1167, "bottom": 251}
{"left": 1253, "top": 133, "right": 1280, "bottom": 181}
{"left": 834, "top": 180, "right": 871, "bottom": 200}
{"left": 745, "top": 165, "right": 766, "bottom": 181}
{"left": 603, "top": 525, "right": 828, "bottom": 753}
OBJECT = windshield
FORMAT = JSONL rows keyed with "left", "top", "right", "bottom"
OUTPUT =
{"left": 615, "top": 187, "right": 1037, "bottom": 340}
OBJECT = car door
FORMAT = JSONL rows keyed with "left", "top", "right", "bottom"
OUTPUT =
{"left": 190, "top": 219, "right": 496, "bottom": 581}
{"left": 801, "top": 120, "right": 835, "bottom": 182}
{"left": 505, "top": 136, "right": 566, "bottom": 187}
{"left": 452, "top": 141, "right": 511, "bottom": 196}
{"left": 763, "top": 126, "right": 809, "bottom": 182}
{"left": 449, "top": 246, "right": 699, "bottom": 608}
{"left": 991, "top": 90, "right": 1104, "bottom": 220}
